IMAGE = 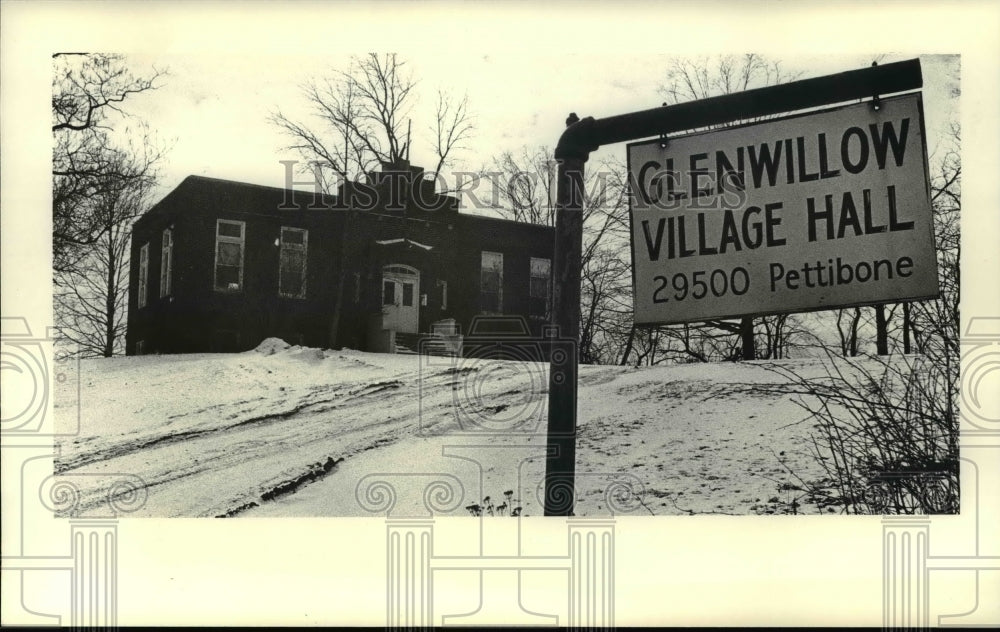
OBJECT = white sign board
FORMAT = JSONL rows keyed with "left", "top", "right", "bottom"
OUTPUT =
{"left": 628, "top": 93, "right": 938, "bottom": 326}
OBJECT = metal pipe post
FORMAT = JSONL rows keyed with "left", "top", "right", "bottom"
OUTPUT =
{"left": 544, "top": 118, "right": 590, "bottom": 516}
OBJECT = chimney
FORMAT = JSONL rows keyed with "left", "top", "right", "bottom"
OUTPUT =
{"left": 344, "top": 159, "right": 457, "bottom": 215}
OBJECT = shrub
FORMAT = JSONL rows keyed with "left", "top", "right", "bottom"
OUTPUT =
{"left": 465, "top": 490, "right": 522, "bottom": 517}
{"left": 769, "top": 348, "right": 959, "bottom": 514}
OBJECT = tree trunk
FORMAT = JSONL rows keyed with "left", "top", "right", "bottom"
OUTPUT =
{"left": 837, "top": 310, "right": 849, "bottom": 356}
{"left": 902, "top": 302, "right": 911, "bottom": 354}
{"left": 849, "top": 307, "right": 860, "bottom": 357}
{"left": 875, "top": 304, "right": 889, "bottom": 355}
{"left": 620, "top": 325, "right": 636, "bottom": 366}
{"left": 103, "top": 234, "right": 116, "bottom": 357}
{"left": 740, "top": 316, "right": 755, "bottom": 360}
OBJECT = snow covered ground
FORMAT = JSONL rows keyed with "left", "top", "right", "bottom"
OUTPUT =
{"left": 53, "top": 339, "right": 864, "bottom": 518}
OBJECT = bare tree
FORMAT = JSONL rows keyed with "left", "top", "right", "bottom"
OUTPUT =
{"left": 269, "top": 54, "right": 475, "bottom": 348}
{"left": 767, "top": 346, "right": 959, "bottom": 515}
{"left": 55, "top": 168, "right": 155, "bottom": 357}
{"left": 488, "top": 147, "right": 558, "bottom": 226}
{"left": 431, "top": 90, "right": 475, "bottom": 180}
{"left": 911, "top": 123, "right": 960, "bottom": 358}
{"left": 52, "top": 53, "right": 167, "bottom": 357}
{"left": 836, "top": 307, "right": 863, "bottom": 357}
{"left": 836, "top": 121, "right": 961, "bottom": 359}
{"left": 757, "top": 313, "right": 801, "bottom": 360}
{"left": 270, "top": 53, "right": 474, "bottom": 189}
{"left": 764, "top": 116, "right": 961, "bottom": 516}
{"left": 52, "top": 53, "right": 166, "bottom": 274}
{"left": 484, "top": 147, "right": 633, "bottom": 364}
{"left": 659, "top": 54, "right": 797, "bottom": 115}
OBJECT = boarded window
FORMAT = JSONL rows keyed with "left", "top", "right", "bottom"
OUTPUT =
{"left": 214, "top": 220, "right": 245, "bottom": 292}
{"left": 383, "top": 280, "right": 395, "bottom": 305}
{"left": 279, "top": 227, "right": 307, "bottom": 298}
{"left": 480, "top": 251, "right": 503, "bottom": 313}
{"left": 402, "top": 282, "right": 414, "bottom": 307}
{"left": 529, "top": 257, "right": 551, "bottom": 319}
{"left": 138, "top": 243, "right": 149, "bottom": 308}
{"left": 160, "top": 228, "right": 173, "bottom": 298}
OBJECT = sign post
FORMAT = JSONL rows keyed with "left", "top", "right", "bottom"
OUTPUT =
{"left": 544, "top": 116, "right": 589, "bottom": 516}
{"left": 543, "top": 59, "right": 928, "bottom": 517}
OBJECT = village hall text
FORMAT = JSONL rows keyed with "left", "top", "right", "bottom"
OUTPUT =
{"left": 628, "top": 94, "right": 937, "bottom": 325}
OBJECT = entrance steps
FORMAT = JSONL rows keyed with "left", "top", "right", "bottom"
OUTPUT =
{"left": 394, "top": 331, "right": 461, "bottom": 357}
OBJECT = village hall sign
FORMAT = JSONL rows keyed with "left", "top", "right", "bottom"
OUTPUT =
{"left": 627, "top": 93, "right": 938, "bottom": 326}
{"left": 544, "top": 59, "right": 935, "bottom": 516}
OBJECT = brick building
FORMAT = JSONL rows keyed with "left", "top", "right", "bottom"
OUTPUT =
{"left": 125, "top": 162, "right": 555, "bottom": 355}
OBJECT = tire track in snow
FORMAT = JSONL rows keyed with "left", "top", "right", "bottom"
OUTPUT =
{"left": 55, "top": 368, "right": 466, "bottom": 517}
{"left": 56, "top": 379, "right": 408, "bottom": 474}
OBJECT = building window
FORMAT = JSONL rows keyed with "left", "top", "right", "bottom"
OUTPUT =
{"left": 480, "top": 251, "right": 503, "bottom": 313}
{"left": 279, "top": 226, "right": 308, "bottom": 298}
{"left": 529, "top": 257, "right": 551, "bottom": 319}
{"left": 214, "top": 219, "right": 245, "bottom": 292}
{"left": 137, "top": 242, "right": 149, "bottom": 308}
{"left": 160, "top": 228, "right": 173, "bottom": 298}
{"left": 401, "top": 282, "right": 414, "bottom": 307}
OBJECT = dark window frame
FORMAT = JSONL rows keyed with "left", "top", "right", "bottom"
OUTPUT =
{"left": 214, "top": 219, "right": 246, "bottom": 293}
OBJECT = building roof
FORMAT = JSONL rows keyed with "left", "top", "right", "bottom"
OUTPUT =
{"left": 137, "top": 174, "right": 555, "bottom": 233}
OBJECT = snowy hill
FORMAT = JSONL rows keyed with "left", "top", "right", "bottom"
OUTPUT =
{"left": 53, "top": 340, "right": 866, "bottom": 518}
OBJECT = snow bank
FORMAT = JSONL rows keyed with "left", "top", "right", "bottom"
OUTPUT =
{"left": 254, "top": 337, "right": 291, "bottom": 355}
{"left": 53, "top": 345, "right": 892, "bottom": 518}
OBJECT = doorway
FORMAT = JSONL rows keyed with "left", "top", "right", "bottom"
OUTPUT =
{"left": 381, "top": 264, "right": 420, "bottom": 334}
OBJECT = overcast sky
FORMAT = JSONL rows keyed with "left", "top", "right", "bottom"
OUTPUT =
{"left": 121, "top": 52, "right": 959, "bottom": 206}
